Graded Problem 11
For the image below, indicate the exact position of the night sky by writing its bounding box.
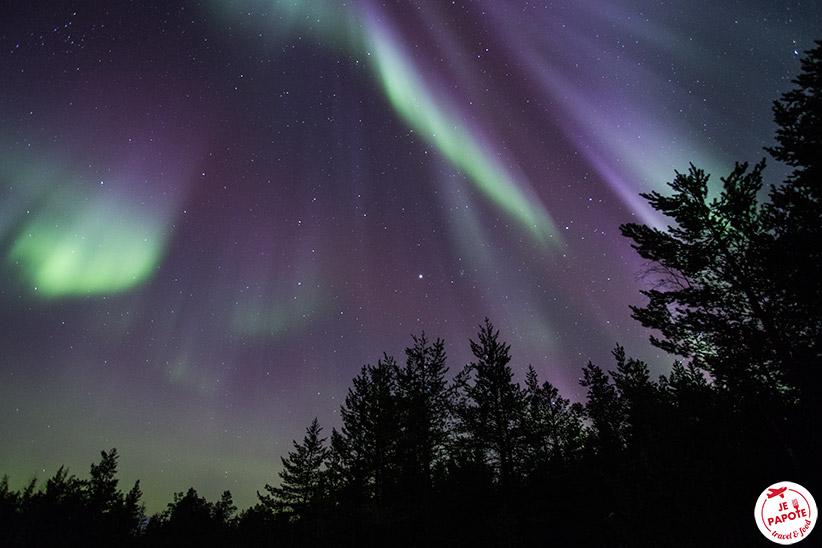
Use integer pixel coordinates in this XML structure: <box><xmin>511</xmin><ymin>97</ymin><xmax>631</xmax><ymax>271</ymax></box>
<box><xmin>1</xmin><ymin>0</ymin><xmax>819</xmax><ymax>512</ymax></box>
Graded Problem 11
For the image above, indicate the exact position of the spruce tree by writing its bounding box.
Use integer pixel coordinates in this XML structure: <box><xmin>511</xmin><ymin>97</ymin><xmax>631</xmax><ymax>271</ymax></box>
<box><xmin>522</xmin><ymin>365</ymin><xmax>585</xmax><ymax>473</ymax></box>
<box><xmin>396</xmin><ymin>333</ymin><xmax>451</xmax><ymax>490</ymax></box>
<box><xmin>456</xmin><ymin>319</ymin><xmax>525</xmax><ymax>488</ymax></box>
<box><xmin>580</xmin><ymin>361</ymin><xmax>626</xmax><ymax>454</ymax></box>
<box><xmin>764</xmin><ymin>40</ymin><xmax>822</xmax><ymax>405</ymax></box>
<box><xmin>608</xmin><ymin>345</ymin><xmax>659</xmax><ymax>446</ymax></box>
<box><xmin>338</xmin><ymin>355</ymin><xmax>400</xmax><ymax>502</ymax></box>
<box><xmin>259</xmin><ymin>417</ymin><xmax>330</xmax><ymax>520</ymax></box>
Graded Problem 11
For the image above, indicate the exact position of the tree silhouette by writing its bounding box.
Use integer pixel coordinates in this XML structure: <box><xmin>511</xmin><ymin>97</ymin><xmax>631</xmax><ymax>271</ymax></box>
<box><xmin>338</xmin><ymin>355</ymin><xmax>400</xmax><ymax>503</ymax></box>
<box><xmin>38</xmin><ymin>466</ymin><xmax>86</xmax><ymax>546</ymax></box>
<box><xmin>396</xmin><ymin>333</ymin><xmax>451</xmax><ymax>494</ymax></box>
<box><xmin>86</xmin><ymin>448</ymin><xmax>144</xmax><ymax>544</ymax></box>
<box><xmin>619</xmin><ymin>42</ymin><xmax>822</xmax><ymax>412</ymax></box>
<box><xmin>763</xmin><ymin>40</ymin><xmax>822</xmax><ymax>410</ymax></box>
<box><xmin>767</xmin><ymin>40</ymin><xmax>822</xmax><ymax>193</ymax></box>
<box><xmin>455</xmin><ymin>319</ymin><xmax>525</xmax><ymax>488</ymax></box>
<box><xmin>393</xmin><ymin>333</ymin><xmax>453</xmax><ymax>544</ymax></box>
<box><xmin>521</xmin><ymin>365</ymin><xmax>585</xmax><ymax>475</ymax></box>
<box><xmin>88</xmin><ymin>448</ymin><xmax>120</xmax><ymax>510</ymax></box>
<box><xmin>0</xmin><ymin>449</ymin><xmax>145</xmax><ymax>548</ymax></box>
<box><xmin>608</xmin><ymin>345</ymin><xmax>660</xmax><ymax>447</ymax></box>
<box><xmin>259</xmin><ymin>417</ymin><xmax>330</xmax><ymax>520</ymax></box>
<box><xmin>619</xmin><ymin>161</ymin><xmax>788</xmax><ymax>401</ymax></box>
<box><xmin>580</xmin><ymin>360</ymin><xmax>626</xmax><ymax>455</ymax></box>
<box><xmin>145</xmin><ymin>487</ymin><xmax>236</xmax><ymax>548</ymax></box>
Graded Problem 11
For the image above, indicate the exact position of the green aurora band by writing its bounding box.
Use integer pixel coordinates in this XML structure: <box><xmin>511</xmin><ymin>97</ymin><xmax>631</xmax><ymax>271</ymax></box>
<box><xmin>2</xmin><ymin>151</ymin><xmax>173</xmax><ymax>298</ymax></box>
<box><xmin>366</xmin><ymin>16</ymin><xmax>561</xmax><ymax>244</ymax></box>
<box><xmin>8</xmin><ymin>191</ymin><xmax>169</xmax><ymax>298</ymax></box>
<box><xmin>209</xmin><ymin>0</ymin><xmax>562</xmax><ymax>246</ymax></box>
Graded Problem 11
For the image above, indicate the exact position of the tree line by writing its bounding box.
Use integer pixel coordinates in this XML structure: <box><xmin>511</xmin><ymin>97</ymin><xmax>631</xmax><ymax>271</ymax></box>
<box><xmin>1</xmin><ymin>40</ymin><xmax>820</xmax><ymax>548</ymax></box>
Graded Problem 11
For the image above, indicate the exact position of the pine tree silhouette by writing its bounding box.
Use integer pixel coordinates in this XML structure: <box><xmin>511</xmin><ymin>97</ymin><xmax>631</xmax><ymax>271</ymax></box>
<box><xmin>259</xmin><ymin>417</ymin><xmax>330</xmax><ymax>520</ymax></box>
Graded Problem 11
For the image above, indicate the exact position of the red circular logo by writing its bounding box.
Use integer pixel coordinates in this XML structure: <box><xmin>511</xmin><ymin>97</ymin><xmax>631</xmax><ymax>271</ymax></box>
<box><xmin>755</xmin><ymin>481</ymin><xmax>817</xmax><ymax>544</ymax></box>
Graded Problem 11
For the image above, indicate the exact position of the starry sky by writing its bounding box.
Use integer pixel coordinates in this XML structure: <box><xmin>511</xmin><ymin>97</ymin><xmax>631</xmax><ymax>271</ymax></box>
<box><xmin>1</xmin><ymin>0</ymin><xmax>819</xmax><ymax>512</ymax></box>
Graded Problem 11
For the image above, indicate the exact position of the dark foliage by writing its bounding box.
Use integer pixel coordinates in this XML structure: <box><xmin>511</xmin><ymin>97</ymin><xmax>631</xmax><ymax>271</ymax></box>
<box><xmin>0</xmin><ymin>449</ymin><xmax>143</xmax><ymax>548</ymax></box>
<box><xmin>259</xmin><ymin>417</ymin><xmax>330</xmax><ymax>520</ymax></box>
<box><xmin>455</xmin><ymin>318</ymin><xmax>526</xmax><ymax>490</ymax></box>
<box><xmin>143</xmin><ymin>487</ymin><xmax>237</xmax><ymax>548</ymax></box>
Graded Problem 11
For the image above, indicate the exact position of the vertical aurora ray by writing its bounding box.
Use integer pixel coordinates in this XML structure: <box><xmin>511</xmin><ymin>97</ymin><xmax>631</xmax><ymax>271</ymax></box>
<box><xmin>213</xmin><ymin>0</ymin><xmax>766</xmax><ymax>245</ymax></box>
<box><xmin>207</xmin><ymin>0</ymin><xmax>563</xmax><ymax>246</ymax></box>
<box><xmin>362</xmin><ymin>10</ymin><xmax>562</xmax><ymax>246</ymax></box>
<box><xmin>474</xmin><ymin>0</ymin><xmax>798</xmax><ymax>225</ymax></box>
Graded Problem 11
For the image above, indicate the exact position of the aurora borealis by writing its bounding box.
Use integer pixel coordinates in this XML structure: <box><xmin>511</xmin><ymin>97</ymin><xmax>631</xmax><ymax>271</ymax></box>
<box><xmin>1</xmin><ymin>1</ymin><xmax>819</xmax><ymax>512</ymax></box>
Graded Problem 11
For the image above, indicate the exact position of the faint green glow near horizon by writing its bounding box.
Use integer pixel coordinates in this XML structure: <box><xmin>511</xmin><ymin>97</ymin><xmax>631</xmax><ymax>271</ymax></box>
<box><xmin>8</xmin><ymin>193</ymin><xmax>168</xmax><ymax>298</ymax></box>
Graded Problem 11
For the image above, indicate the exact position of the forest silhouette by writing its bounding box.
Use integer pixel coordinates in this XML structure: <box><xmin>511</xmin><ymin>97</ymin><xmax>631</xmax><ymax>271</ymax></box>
<box><xmin>2</xmin><ymin>41</ymin><xmax>820</xmax><ymax>548</ymax></box>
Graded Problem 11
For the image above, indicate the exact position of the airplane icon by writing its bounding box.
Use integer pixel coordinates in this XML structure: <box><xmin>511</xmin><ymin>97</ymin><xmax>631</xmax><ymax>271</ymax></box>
<box><xmin>767</xmin><ymin>487</ymin><xmax>787</xmax><ymax>499</ymax></box>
